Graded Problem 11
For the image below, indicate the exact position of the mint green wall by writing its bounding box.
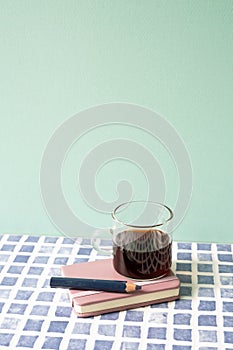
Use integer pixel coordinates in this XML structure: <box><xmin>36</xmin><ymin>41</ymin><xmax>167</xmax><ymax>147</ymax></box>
<box><xmin>1</xmin><ymin>1</ymin><xmax>232</xmax><ymax>243</ymax></box>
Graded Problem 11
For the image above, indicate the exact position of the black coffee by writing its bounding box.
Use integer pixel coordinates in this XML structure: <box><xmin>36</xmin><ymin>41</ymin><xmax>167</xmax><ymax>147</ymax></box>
<box><xmin>113</xmin><ymin>229</ymin><xmax>172</xmax><ymax>279</ymax></box>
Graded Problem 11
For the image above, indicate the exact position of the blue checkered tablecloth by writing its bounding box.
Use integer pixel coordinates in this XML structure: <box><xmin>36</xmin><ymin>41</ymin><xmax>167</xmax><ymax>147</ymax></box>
<box><xmin>0</xmin><ymin>234</ymin><xmax>233</xmax><ymax>350</ymax></box>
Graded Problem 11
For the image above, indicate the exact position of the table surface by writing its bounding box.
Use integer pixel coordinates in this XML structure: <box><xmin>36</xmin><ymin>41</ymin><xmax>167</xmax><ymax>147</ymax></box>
<box><xmin>0</xmin><ymin>234</ymin><xmax>233</xmax><ymax>350</ymax></box>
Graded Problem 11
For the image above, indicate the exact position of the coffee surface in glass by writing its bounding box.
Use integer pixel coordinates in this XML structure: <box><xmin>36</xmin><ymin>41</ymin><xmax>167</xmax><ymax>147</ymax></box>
<box><xmin>113</xmin><ymin>229</ymin><xmax>172</xmax><ymax>280</ymax></box>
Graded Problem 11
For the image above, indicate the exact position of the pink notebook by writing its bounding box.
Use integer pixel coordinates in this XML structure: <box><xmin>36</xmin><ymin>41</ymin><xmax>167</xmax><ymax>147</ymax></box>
<box><xmin>61</xmin><ymin>258</ymin><xmax>180</xmax><ymax>317</ymax></box>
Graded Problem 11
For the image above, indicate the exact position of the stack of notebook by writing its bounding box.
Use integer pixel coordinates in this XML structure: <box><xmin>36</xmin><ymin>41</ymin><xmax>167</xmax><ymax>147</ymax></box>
<box><xmin>60</xmin><ymin>258</ymin><xmax>180</xmax><ymax>317</ymax></box>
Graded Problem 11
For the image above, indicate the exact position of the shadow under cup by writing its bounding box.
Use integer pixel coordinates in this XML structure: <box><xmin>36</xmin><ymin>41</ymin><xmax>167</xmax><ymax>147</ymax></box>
<box><xmin>112</xmin><ymin>201</ymin><xmax>173</xmax><ymax>280</ymax></box>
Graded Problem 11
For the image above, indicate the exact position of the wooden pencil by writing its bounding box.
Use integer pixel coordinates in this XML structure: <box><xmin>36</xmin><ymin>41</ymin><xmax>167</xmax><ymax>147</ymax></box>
<box><xmin>50</xmin><ymin>276</ymin><xmax>141</xmax><ymax>293</ymax></box>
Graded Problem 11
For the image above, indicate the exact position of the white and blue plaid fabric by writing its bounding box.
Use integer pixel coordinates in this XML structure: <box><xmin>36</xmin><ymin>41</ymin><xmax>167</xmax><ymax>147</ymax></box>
<box><xmin>0</xmin><ymin>234</ymin><xmax>233</xmax><ymax>350</ymax></box>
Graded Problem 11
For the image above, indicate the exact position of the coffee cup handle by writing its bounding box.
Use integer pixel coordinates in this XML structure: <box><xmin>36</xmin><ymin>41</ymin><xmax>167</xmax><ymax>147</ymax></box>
<box><xmin>91</xmin><ymin>229</ymin><xmax>113</xmax><ymax>256</ymax></box>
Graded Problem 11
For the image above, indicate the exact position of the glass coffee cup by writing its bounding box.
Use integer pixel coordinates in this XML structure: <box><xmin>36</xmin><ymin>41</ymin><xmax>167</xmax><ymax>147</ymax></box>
<box><xmin>92</xmin><ymin>200</ymin><xmax>173</xmax><ymax>280</ymax></box>
<box><xmin>111</xmin><ymin>201</ymin><xmax>173</xmax><ymax>280</ymax></box>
